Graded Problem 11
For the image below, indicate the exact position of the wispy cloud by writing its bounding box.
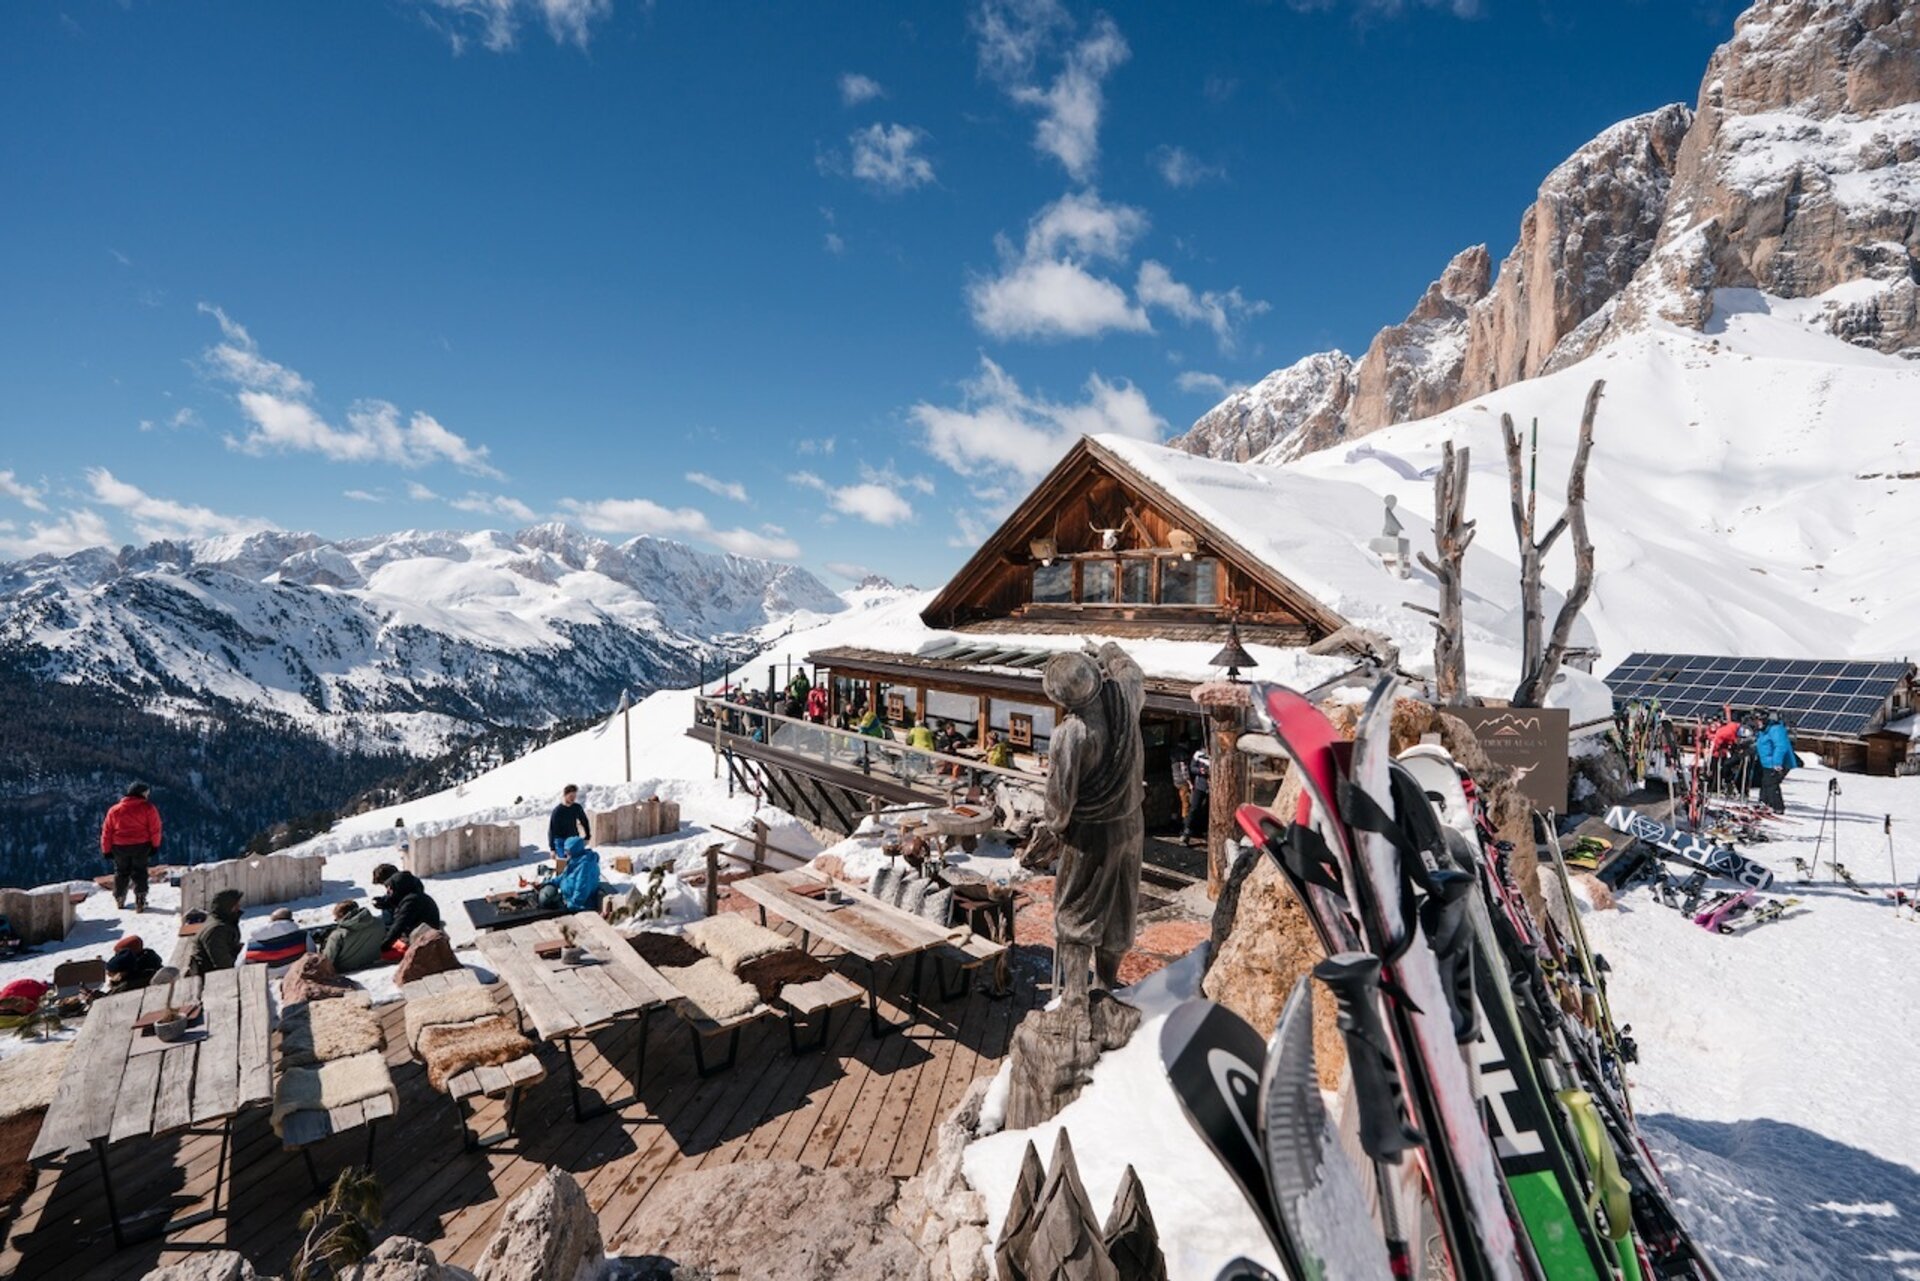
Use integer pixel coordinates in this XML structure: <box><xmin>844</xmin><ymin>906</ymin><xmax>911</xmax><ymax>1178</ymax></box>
<box><xmin>792</xmin><ymin>464</ymin><xmax>933</xmax><ymax>527</ymax></box>
<box><xmin>796</xmin><ymin>436</ymin><xmax>837</xmax><ymax>456</ymax></box>
<box><xmin>1135</xmin><ymin>261</ymin><xmax>1268</xmax><ymax>352</ymax></box>
<box><xmin>0</xmin><ymin>509</ymin><xmax>115</xmax><ymax>561</ymax></box>
<box><xmin>911</xmin><ymin>356</ymin><xmax>1163</xmax><ymax>483</ymax></box>
<box><xmin>420</xmin><ymin>0</ymin><xmax>614</xmax><ymax>54</ymax></box>
<box><xmin>823</xmin><ymin>560</ymin><xmax>874</xmax><ymax>581</ymax></box>
<box><xmin>846</xmin><ymin>123</ymin><xmax>936</xmax><ymax>193</ymax></box>
<box><xmin>86</xmin><ymin>468</ymin><xmax>270</xmax><ymax>542</ymax></box>
<box><xmin>687</xmin><ymin>471</ymin><xmax>749</xmax><ymax>503</ymax></box>
<box><xmin>448</xmin><ymin>491</ymin><xmax>538</xmax><ymax>522</ymax></box>
<box><xmin>1174</xmin><ymin>370</ymin><xmax>1246</xmax><ymax>398</ymax></box>
<box><xmin>967</xmin><ymin>190</ymin><xmax>1152</xmax><ymax>340</ymax></box>
<box><xmin>343</xmin><ymin>489</ymin><xmax>384</xmax><ymax>503</ymax></box>
<box><xmin>558</xmin><ymin>496</ymin><xmax>801</xmax><ymax>560</ymax></box>
<box><xmin>973</xmin><ymin>0</ymin><xmax>1128</xmax><ymax>181</ymax></box>
<box><xmin>1151</xmin><ymin>145</ymin><xmax>1226</xmax><ymax>188</ymax></box>
<box><xmin>839</xmin><ymin>72</ymin><xmax>885</xmax><ymax>106</ymax></box>
<box><xmin>0</xmin><ymin>470</ymin><xmax>49</xmax><ymax>512</ymax></box>
<box><xmin>200</xmin><ymin>303</ymin><xmax>500</xmax><ymax>478</ymax></box>
<box><xmin>1286</xmin><ymin>0</ymin><xmax>1483</xmax><ymax>18</ymax></box>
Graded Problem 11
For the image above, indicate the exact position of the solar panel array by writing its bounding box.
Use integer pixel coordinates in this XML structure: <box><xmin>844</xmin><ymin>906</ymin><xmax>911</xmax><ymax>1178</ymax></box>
<box><xmin>1603</xmin><ymin>653</ymin><xmax>1911</xmax><ymax>737</ymax></box>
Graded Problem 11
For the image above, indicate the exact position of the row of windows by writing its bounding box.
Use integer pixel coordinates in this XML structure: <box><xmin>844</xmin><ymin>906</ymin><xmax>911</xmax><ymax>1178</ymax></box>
<box><xmin>1032</xmin><ymin>555</ymin><xmax>1220</xmax><ymax>607</ymax></box>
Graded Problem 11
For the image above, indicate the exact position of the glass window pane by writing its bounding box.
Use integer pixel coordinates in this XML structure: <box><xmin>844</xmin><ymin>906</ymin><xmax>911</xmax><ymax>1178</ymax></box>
<box><xmin>1121</xmin><ymin>559</ymin><xmax>1152</xmax><ymax>603</ymax></box>
<box><xmin>1033</xmin><ymin>562</ymin><xmax>1072</xmax><ymax>603</ymax></box>
<box><xmin>1082</xmin><ymin>560</ymin><xmax>1116</xmax><ymax>603</ymax></box>
<box><xmin>1160</xmin><ymin>557</ymin><xmax>1219</xmax><ymax>606</ymax></box>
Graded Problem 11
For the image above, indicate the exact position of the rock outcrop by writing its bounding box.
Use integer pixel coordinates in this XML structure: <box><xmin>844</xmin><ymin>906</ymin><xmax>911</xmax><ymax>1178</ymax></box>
<box><xmin>1174</xmin><ymin>0</ymin><xmax>1919</xmax><ymax>464</ymax></box>
<box><xmin>1173</xmin><ymin>351</ymin><xmax>1354</xmax><ymax>464</ymax></box>
<box><xmin>472</xmin><ymin>1168</ymin><xmax>602</xmax><ymax>1281</ymax></box>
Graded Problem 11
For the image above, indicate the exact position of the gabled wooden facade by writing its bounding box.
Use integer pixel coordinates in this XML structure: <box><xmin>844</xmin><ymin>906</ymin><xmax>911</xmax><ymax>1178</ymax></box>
<box><xmin>921</xmin><ymin>436</ymin><xmax>1350</xmax><ymax>644</ymax></box>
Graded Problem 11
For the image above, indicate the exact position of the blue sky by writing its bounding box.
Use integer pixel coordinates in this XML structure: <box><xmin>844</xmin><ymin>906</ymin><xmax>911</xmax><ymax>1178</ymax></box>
<box><xmin>0</xmin><ymin>0</ymin><xmax>1737</xmax><ymax>586</ymax></box>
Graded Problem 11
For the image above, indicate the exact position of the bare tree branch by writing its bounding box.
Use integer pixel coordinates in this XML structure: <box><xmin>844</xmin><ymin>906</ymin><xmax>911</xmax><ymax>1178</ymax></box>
<box><xmin>1512</xmin><ymin>378</ymin><xmax>1604</xmax><ymax>706</ymax></box>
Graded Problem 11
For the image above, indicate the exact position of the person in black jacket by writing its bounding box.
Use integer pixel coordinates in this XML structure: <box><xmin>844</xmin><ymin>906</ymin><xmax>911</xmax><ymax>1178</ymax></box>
<box><xmin>370</xmin><ymin>862</ymin><xmax>443</xmax><ymax>949</ymax></box>
<box><xmin>548</xmin><ymin>784</ymin><xmax>592</xmax><ymax>856</ymax></box>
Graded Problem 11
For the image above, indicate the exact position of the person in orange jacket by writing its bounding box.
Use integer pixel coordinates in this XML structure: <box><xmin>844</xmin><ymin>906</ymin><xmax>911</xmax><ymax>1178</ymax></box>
<box><xmin>100</xmin><ymin>781</ymin><xmax>162</xmax><ymax>912</ymax></box>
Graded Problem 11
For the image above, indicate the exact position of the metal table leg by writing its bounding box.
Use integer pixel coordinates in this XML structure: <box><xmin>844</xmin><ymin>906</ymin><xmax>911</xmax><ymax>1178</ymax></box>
<box><xmin>89</xmin><ymin>1115</ymin><xmax>236</xmax><ymax>1248</ymax></box>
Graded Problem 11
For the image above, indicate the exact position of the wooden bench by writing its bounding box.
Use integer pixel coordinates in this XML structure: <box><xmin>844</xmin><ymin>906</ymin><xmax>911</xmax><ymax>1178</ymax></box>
<box><xmin>404</xmin><ymin>970</ymin><xmax>546</xmax><ymax>1151</ymax></box>
<box><xmin>279</xmin><ymin>1090</ymin><xmax>394</xmax><ymax>1184</ymax></box>
<box><xmin>925</xmin><ymin>933</ymin><xmax>1010</xmax><ymax>1001</ymax></box>
<box><xmin>772</xmin><ymin>972</ymin><xmax>865</xmax><ymax>1055</ymax></box>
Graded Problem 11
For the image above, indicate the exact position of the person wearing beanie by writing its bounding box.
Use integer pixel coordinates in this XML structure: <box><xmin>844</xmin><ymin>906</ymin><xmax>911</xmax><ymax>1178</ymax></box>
<box><xmin>99</xmin><ymin>781</ymin><xmax>162</xmax><ymax>913</ymax></box>
<box><xmin>243</xmin><ymin>906</ymin><xmax>310</xmax><ymax>972</ymax></box>
<box><xmin>370</xmin><ymin>862</ymin><xmax>443</xmax><ymax>949</ymax></box>
<box><xmin>106</xmin><ymin>934</ymin><xmax>163</xmax><ymax>992</ymax></box>
<box><xmin>187</xmin><ymin>888</ymin><xmax>244</xmax><ymax>977</ymax></box>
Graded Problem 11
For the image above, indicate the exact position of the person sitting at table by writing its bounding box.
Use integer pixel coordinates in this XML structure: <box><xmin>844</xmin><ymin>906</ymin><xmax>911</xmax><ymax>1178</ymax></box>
<box><xmin>321</xmin><ymin>899</ymin><xmax>388</xmax><ymax>974</ymax></box>
<box><xmin>544</xmin><ymin>837</ymin><xmax>607</xmax><ymax>912</ymax></box>
<box><xmin>243</xmin><ymin>907</ymin><xmax>309</xmax><ymax>972</ymax></box>
<box><xmin>371</xmin><ymin>862</ymin><xmax>443</xmax><ymax>948</ymax></box>
<box><xmin>858</xmin><ymin>707</ymin><xmax>889</xmax><ymax>738</ymax></box>
<box><xmin>106</xmin><ymin>934</ymin><xmax>164</xmax><ymax>993</ymax></box>
<box><xmin>187</xmin><ymin>889</ymin><xmax>245</xmax><ymax>977</ymax></box>
<box><xmin>984</xmin><ymin>731</ymin><xmax>1014</xmax><ymax>770</ymax></box>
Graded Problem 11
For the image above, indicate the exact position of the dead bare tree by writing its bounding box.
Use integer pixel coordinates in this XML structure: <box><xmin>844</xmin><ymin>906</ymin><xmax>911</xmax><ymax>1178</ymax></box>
<box><xmin>1506</xmin><ymin>378</ymin><xmax>1603</xmax><ymax>707</ymax></box>
<box><xmin>1415</xmin><ymin>441</ymin><xmax>1475</xmax><ymax>706</ymax></box>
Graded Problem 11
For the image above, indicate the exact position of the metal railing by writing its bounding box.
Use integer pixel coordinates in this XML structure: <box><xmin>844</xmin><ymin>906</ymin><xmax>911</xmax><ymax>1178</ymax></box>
<box><xmin>692</xmin><ymin>694</ymin><xmax>1046</xmax><ymax>802</ymax></box>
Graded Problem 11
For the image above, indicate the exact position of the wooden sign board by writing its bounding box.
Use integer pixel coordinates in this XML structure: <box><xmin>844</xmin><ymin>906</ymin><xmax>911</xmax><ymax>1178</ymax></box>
<box><xmin>1454</xmin><ymin>707</ymin><xmax>1571</xmax><ymax>813</ymax></box>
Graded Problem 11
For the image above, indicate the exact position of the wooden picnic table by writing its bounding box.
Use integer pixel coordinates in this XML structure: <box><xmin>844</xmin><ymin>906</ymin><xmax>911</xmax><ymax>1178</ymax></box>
<box><xmin>732</xmin><ymin>868</ymin><xmax>1005</xmax><ymax>1034</ymax></box>
<box><xmin>30</xmin><ymin>963</ymin><xmax>272</xmax><ymax>1247</ymax></box>
<box><xmin>475</xmin><ymin>912</ymin><xmax>680</xmax><ymax>1119</ymax></box>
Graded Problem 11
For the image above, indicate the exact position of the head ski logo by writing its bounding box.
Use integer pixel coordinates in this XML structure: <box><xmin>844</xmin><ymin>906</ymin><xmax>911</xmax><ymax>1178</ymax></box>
<box><xmin>1209</xmin><ymin>1047</ymin><xmax>1262</xmax><ymax>1156</ymax></box>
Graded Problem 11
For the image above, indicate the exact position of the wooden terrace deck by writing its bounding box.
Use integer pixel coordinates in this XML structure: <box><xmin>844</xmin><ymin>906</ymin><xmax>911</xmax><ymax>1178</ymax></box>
<box><xmin>1</xmin><ymin>919</ymin><xmax>1035</xmax><ymax>1280</ymax></box>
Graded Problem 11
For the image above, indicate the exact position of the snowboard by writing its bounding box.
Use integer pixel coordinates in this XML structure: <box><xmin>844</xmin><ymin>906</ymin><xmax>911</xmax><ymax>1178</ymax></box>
<box><xmin>1602</xmin><ymin>806</ymin><xmax>1775</xmax><ymax>890</ymax></box>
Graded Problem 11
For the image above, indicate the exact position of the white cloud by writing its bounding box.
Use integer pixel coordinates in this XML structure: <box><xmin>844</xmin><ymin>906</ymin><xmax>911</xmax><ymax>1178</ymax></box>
<box><xmin>790</xmin><ymin>465</ymin><xmax>931</xmax><ymax>527</ymax></box>
<box><xmin>848</xmin><ymin>123</ymin><xmax>935</xmax><ymax>193</ymax></box>
<box><xmin>967</xmin><ymin>191</ymin><xmax>1153</xmax><ymax>340</ymax></box>
<box><xmin>948</xmin><ymin>509</ymin><xmax>995</xmax><ymax>549</ymax></box>
<box><xmin>0</xmin><ymin>509</ymin><xmax>115</xmax><ymax>560</ymax></box>
<box><xmin>687</xmin><ymin>471</ymin><xmax>749</xmax><ymax>503</ymax></box>
<box><xmin>406</xmin><ymin>481</ymin><xmax>440</xmax><ymax>502</ymax></box>
<box><xmin>1175</xmin><ymin>370</ymin><xmax>1246</xmax><ymax>397</ymax></box>
<box><xmin>910</xmin><ymin>356</ymin><xmax>1164</xmax><ymax>483</ymax></box>
<box><xmin>1151</xmin><ymin>145</ymin><xmax>1226</xmax><ymax>188</ymax></box>
<box><xmin>201</xmin><ymin>305</ymin><xmax>499</xmax><ymax>478</ymax></box>
<box><xmin>343</xmin><ymin>489</ymin><xmax>384</xmax><ymax>503</ymax></box>
<box><xmin>448</xmin><ymin>491</ymin><xmax>538</xmax><ymax>522</ymax></box>
<box><xmin>558</xmin><ymin>497</ymin><xmax>801</xmax><ymax>561</ymax></box>
<box><xmin>823</xmin><ymin>561</ymin><xmax>874</xmax><ymax>581</ymax></box>
<box><xmin>824</xmin><ymin>231</ymin><xmax>847</xmax><ymax>255</ymax></box>
<box><xmin>1135</xmin><ymin>260</ymin><xmax>1269</xmax><ymax>351</ymax></box>
<box><xmin>974</xmin><ymin>1</ymin><xmax>1128</xmax><ymax>181</ymax></box>
<box><xmin>85</xmin><ymin>468</ymin><xmax>269</xmax><ymax>542</ymax></box>
<box><xmin>839</xmin><ymin>73</ymin><xmax>885</xmax><ymax>105</ymax></box>
<box><xmin>796</xmin><ymin>437</ymin><xmax>837</xmax><ymax>455</ymax></box>
<box><xmin>0</xmin><ymin>470</ymin><xmax>48</xmax><ymax>512</ymax></box>
<box><xmin>1288</xmin><ymin>0</ymin><xmax>1481</xmax><ymax>16</ymax></box>
<box><xmin>421</xmin><ymin>0</ymin><xmax>613</xmax><ymax>53</ymax></box>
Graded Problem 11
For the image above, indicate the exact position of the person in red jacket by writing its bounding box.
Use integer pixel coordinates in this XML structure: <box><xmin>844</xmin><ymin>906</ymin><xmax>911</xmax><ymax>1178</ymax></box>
<box><xmin>100</xmin><ymin>782</ymin><xmax>162</xmax><ymax>912</ymax></box>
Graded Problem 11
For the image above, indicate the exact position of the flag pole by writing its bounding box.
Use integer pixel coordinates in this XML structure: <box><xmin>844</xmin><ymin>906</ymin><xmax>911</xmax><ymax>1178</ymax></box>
<box><xmin>624</xmin><ymin>698</ymin><xmax>633</xmax><ymax>784</ymax></box>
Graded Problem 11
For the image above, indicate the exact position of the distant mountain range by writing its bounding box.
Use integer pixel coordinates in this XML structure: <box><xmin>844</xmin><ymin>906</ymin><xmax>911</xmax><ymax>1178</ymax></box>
<box><xmin>0</xmin><ymin>525</ymin><xmax>844</xmax><ymax>880</ymax></box>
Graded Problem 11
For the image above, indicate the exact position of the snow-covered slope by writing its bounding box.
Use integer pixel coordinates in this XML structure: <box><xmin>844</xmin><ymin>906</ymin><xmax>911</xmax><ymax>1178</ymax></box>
<box><xmin>1278</xmin><ymin>290</ymin><xmax>1920</xmax><ymax>664</ymax></box>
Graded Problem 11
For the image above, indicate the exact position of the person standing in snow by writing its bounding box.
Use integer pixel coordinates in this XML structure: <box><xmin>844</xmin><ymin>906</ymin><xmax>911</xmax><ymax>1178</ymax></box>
<box><xmin>548</xmin><ymin>784</ymin><xmax>592</xmax><ymax>857</ymax></box>
<box><xmin>1708</xmin><ymin>715</ymin><xmax>1742</xmax><ymax>794</ymax></box>
<box><xmin>100</xmin><ymin>781</ymin><xmax>162</xmax><ymax>912</ymax></box>
<box><xmin>1754</xmin><ymin>713</ymin><xmax>1799</xmax><ymax>813</ymax></box>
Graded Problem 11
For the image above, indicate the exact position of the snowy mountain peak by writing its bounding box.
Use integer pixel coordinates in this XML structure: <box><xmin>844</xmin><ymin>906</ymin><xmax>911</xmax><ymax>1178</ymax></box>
<box><xmin>1170</xmin><ymin>350</ymin><xmax>1355</xmax><ymax>464</ymax></box>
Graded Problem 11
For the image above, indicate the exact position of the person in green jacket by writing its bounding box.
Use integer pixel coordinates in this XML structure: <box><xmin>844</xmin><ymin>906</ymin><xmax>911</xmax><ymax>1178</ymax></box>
<box><xmin>187</xmin><ymin>889</ymin><xmax>245</xmax><ymax>977</ymax></box>
<box><xmin>321</xmin><ymin>900</ymin><xmax>387</xmax><ymax>973</ymax></box>
<box><xmin>906</xmin><ymin>719</ymin><xmax>937</xmax><ymax>752</ymax></box>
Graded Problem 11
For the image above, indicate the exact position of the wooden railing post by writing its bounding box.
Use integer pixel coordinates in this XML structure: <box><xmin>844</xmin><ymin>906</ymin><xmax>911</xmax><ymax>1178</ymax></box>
<box><xmin>705</xmin><ymin>843</ymin><xmax>721</xmax><ymax>917</ymax></box>
<box><xmin>1194</xmin><ymin>681</ymin><xmax>1253</xmax><ymax>900</ymax></box>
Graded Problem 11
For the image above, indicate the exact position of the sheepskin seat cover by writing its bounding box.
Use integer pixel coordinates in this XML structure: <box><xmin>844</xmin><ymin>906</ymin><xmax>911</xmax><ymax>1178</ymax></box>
<box><xmin>0</xmin><ymin>1042</ymin><xmax>72</xmax><ymax>1121</ymax></box>
<box><xmin>684</xmin><ymin>914</ymin><xmax>796</xmax><ymax>972</ymax></box>
<box><xmin>630</xmin><ymin>931</ymin><xmax>704</xmax><ymax>969</ymax></box>
<box><xmin>403</xmin><ymin>983</ymin><xmax>499</xmax><ymax>1053</ymax></box>
<box><xmin>271</xmin><ymin>1050</ymin><xmax>396</xmax><ymax>1133</ymax></box>
<box><xmin>417</xmin><ymin>1015</ymin><xmax>535</xmax><ymax>1093</ymax></box>
<box><xmin>662</xmin><ymin>957</ymin><xmax>760</xmax><ymax>1022</ymax></box>
<box><xmin>280</xmin><ymin>992</ymin><xmax>383</xmax><ymax>1067</ymax></box>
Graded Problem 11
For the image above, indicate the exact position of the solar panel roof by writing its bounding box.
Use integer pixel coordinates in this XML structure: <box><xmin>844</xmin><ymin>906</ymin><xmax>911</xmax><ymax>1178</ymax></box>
<box><xmin>1602</xmin><ymin>653</ymin><xmax>1913</xmax><ymax>737</ymax></box>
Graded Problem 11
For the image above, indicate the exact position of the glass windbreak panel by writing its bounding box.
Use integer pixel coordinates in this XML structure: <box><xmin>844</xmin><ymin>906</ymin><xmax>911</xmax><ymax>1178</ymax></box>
<box><xmin>1120</xmin><ymin>558</ymin><xmax>1152</xmax><ymax>604</ymax></box>
<box><xmin>1081</xmin><ymin>560</ymin><xmax>1117</xmax><ymax>603</ymax></box>
<box><xmin>1159</xmin><ymin>556</ymin><xmax>1219</xmax><ymax>605</ymax></box>
<box><xmin>1033</xmin><ymin>561</ymin><xmax>1072</xmax><ymax>603</ymax></box>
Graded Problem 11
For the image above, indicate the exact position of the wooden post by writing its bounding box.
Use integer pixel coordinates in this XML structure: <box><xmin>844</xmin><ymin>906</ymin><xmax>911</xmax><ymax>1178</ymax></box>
<box><xmin>1417</xmin><ymin>441</ymin><xmax>1475</xmax><ymax>706</ymax></box>
<box><xmin>1193</xmin><ymin>681</ymin><xmax>1253</xmax><ymax>900</ymax></box>
<box><xmin>751</xmin><ymin>817</ymin><xmax>770</xmax><ymax>868</ymax></box>
<box><xmin>704</xmin><ymin>844</ymin><xmax>721</xmax><ymax>917</ymax></box>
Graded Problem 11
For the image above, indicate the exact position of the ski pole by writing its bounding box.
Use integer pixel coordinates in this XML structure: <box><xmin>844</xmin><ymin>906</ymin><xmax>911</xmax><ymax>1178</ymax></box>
<box><xmin>1888</xmin><ymin>814</ymin><xmax>1896</xmax><ymax>887</ymax></box>
<box><xmin>1314</xmin><ymin>954</ymin><xmax>1419</xmax><ymax>1276</ymax></box>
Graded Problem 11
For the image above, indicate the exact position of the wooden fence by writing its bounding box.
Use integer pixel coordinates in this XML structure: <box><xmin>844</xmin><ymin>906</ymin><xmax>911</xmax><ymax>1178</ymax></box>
<box><xmin>587</xmin><ymin>797</ymin><xmax>682</xmax><ymax>844</ymax></box>
<box><xmin>0</xmin><ymin>887</ymin><xmax>75</xmax><ymax>945</ymax></box>
<box><xmin>177</xmin><ymin>852</ymin><xmax>327</xmax><ymax>916</ymax></box>
<box><xmin>405</xmin><ymin>822</ymin><xmax>524</xmax><ymax>878</ymax></box>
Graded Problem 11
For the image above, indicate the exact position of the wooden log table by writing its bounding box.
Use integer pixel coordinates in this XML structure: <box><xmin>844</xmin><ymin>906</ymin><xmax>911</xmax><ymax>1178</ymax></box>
<box><xmin>29</xmin><ymin>963</ymin><xmax>272</xmax><ymax>1248</ymax></box>
<box><xmin>475</xmin><ymin>912</ymin><xmax>680</xmax><ymax>1120</ymax></box>
<box><xmin>732</xmin><ymin>868</ymin><xmax>1006</xmax><ymax>1035</ymax></box>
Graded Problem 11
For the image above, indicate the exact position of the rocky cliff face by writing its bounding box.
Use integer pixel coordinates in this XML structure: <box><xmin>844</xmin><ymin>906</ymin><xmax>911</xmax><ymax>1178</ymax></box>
<box><xmin>1171</xmin><ymin>0</ymin><xmax>1918</xmax><ymax>462</ymax></box>
<box><xmin>1175</xmin><ymin>350</ymin><xmax>1354</xmax><ymax>463</ymax></box>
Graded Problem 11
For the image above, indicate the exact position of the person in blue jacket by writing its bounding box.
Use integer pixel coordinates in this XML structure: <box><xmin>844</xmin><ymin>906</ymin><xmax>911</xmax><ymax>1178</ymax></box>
<box><xmin>1753</xmin><ymin>712</ymin><xmax>1800</xmax><ymax>813</ymax></box>
<box><xmin>551</xmin><ymin>837</ymin><xmax>605</xmax><ymax>911</ymax></box>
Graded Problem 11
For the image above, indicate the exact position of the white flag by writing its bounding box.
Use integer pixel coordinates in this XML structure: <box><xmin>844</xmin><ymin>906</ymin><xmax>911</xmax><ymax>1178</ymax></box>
<box><xmin>595</xmin><ymin>688</ymin><xmax>633</xmax><ymax>737</ymax></box>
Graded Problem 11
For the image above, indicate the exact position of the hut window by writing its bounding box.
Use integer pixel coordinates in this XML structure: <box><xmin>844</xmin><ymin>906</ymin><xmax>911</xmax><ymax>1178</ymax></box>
<box><xmin>1159</xmin><ymin>556</ymin><xmax>1219</xmax><ymax>606</ymax></box>
<box><xmin>1081</xmin><ymin>560</ymin><xmax>1117</xmax><ymax>604</ymax></box>
<box><xmin>1033</xmin><ymin>561</ymin><xmax>1073</xmax><ymax>603</ymax></box>
<box><xmin>1120</xmin><ymin>558</ymin><xmax>1152</xmax><ymax>604</ymax></box>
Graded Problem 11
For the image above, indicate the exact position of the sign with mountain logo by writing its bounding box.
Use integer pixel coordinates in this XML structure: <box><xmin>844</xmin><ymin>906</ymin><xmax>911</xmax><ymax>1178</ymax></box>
<box><xmin>1454</xmin><ymin>708</ymin><xmax>1570</xmax><ymax>811</ymax></box>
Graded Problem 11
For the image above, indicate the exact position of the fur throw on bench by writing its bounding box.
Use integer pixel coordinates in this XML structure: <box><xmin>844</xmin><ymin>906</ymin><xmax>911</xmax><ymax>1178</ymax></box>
<box><xmin>417</xmin><ymin>1015</ymin><xmax>534</xmax><ymax>1093</ymax></box>
<box><xmin>271</xmin><ymin>1050</ymin><xmax>396</xmax><ymax>1134</ymax></box>
<box><xmin>735</xmin><ymin>949</ymin><xmax>831</xmax><ymax>1005</ymax></box>
<box><xmin>630</xmin><ymin>930</ymin><xmax>704</xmax><ymax>969</ymax></box>
<box><xmin>0</xmin><ymin>1042</ymin><xmax>72</xmax><ymax>1121</ymax></box>
<box><xmin>281</xmin><ymin>992</ymin><xmax>383</xmax><ymax>1068</ymax></box>
<box><xmin>684</xmin><ymin>914</ymin><xmax>796</xmax><ymax>972</ymax></box>
<box><xmin>403</xmin><ymin>983</ymin><xmax>499</xmax><ymax>1053</ymax></box>
<box><xmin>662</xmin><ymin>957</ymin><xmax>761</xmax><ymax>1023</ymax></box>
